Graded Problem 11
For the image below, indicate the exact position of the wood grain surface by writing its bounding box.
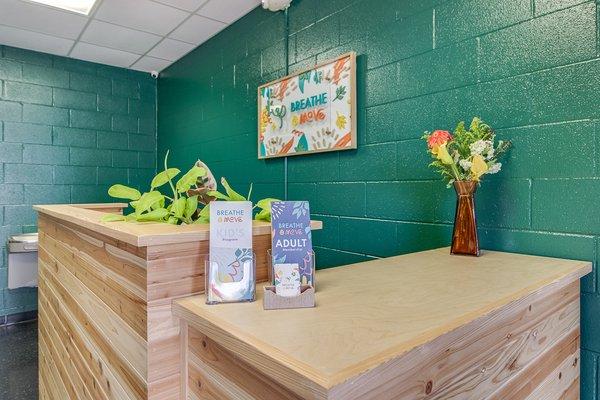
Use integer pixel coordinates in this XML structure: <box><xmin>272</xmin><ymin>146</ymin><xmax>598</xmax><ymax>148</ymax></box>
<box><xmin>36</xmin><ymin>204</ymin><xmax>312</xmax><ymax>400</ymax></box>
<box><xmin>175</xmin><ymin>248</ymin><xmax>591</xmax><ymax>399</ymax></box>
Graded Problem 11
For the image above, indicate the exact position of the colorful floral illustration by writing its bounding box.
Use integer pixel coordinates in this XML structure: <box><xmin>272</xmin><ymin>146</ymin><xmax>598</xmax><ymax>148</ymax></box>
<box><xmin>258</xmin><ymin>53</ymin><xmax>355</xmax><ymax>158</ymax></box>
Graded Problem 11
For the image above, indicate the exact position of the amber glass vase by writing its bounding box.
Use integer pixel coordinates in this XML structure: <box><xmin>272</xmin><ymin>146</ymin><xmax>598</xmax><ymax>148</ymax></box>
<box><xmin>451</xmin><ymin>181</ymin><xmax>480</xmax><ymax>256</ymax></box>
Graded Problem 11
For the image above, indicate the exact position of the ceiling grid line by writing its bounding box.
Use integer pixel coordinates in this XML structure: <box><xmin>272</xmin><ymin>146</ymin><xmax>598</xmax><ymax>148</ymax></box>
<box><xmin>0</xmin><ymin>0</ymin><xmax>262</xmax><ymax>72</ymax></box>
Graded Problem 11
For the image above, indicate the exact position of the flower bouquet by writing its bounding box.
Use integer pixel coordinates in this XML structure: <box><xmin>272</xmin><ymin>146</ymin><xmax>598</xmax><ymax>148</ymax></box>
<box><xmin>422</xmin><ymin>117</ymin><xmax>510</xmax><ymax>256</ymax></box>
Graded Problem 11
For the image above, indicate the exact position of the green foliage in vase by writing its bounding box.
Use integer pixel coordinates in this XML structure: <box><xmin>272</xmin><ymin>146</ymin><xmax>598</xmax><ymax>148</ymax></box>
<box><xmin>102</xmin><ymin>151</ymin><xmax>280</xmax><ymax>224</ymax></box>
<box><xmin>422</xmin><ymin>117</ymin><xmax>511</xmax><ymax>187</ymax></box>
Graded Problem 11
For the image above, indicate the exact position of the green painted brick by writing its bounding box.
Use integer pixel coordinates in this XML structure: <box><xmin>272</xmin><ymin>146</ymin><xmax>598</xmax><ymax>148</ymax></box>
<box><xmin>70</xmin><ymin>109</ymin><xmax>111</xmax><ymax>130</ymax></box>
<box><xmin>311</xmin><ymin>214</ymin><xmax>339</xmax><ymax>249</ymax></box>
<box><xmin>52</xmin><ymin>126</ymin><xmax>97</xmax><ymax>148</ymax></box>
<box><xmin>339</xmin><ymin>217</ymin><xmax>398</xmax><ymax>257</ymax></box>
<box><xmin>127</xmin><ymin>168</ymin><xmax>155</xmax><ymax>188</ymax></box>
<box><xmin>69</xmin><ymin>148</ymin><xmax>111</xmax><ymax>167</ymax></box>
<box><xmin>532</xmin><ymin>179</ymin><xmax>600</xmax><ymax>234</ymax></box>
<box><xmin>53</xmin><ymin>56</ymin><xmax>98</xmax><ymax>75</ymax></box>
<box><xmin>314</xmin><ymin>247</ymin><xmax>372</xmax><ymax>269</ymax></box>
<box><xmin>0</xmin><ymin>100</ymin><xmax>22</xmax><ymax>122</ymax></box>
<box><xmin>0</xmin><ymin>143</ymin><xmax>23</xmax><ymax>163</ymax></box>
<box><xmin>287</xmin><ymin>183</ymin><xmax>317</xmax><ymax>204</ymax></box>
<box><xmin>98</xmin><ymin>167</ymin><xmax>128</xmax><ymax>185</ymax></box>
<box><xmin>0</xmin><ymin>184</ymin><xmax>24</xmax><ymax>205</ymax></box>
<box><xmin>4</xmin><ymin>122</ymin><xmax>52</xmax><ymax>144</ymax></box>
<box><xmin>295</xmin><ymin>16</ymin><xmax>339</xmax><ymax>59</ymax></box>
<box><xmin>70</xmin><ymin>72</ymin><xmax>111</xmax><ymax>95</ymax></box>
<box><xmin>338</xmin><ymin>0</ymin><xmax>398</xmax><ymax>45</ymax></box>
<box><xmin>498</xmin><ymin>121</ymin><xmax>595</xmax><ymax>178</ymax></box>
<box><xmin>396</xmin><ymin>140</ymin><xmax>437</xmax><ymax>180</ymax></box>
<box><xmin>98</xmin><ymin>95</ymin><xmax>128</xmax><ymax>114</ymax></box>
<box><xmin>365</xmin><ymin>63</ymin><xmax>398</xmax><ymax>107</ymax></box>
<box><xmin>54</xmin><ymin>165</ymin><xmax>97</xmax><ymax>184</ymax></box>
<box><xmin>339</xmin><ymin>143</ymin><xmax>396</xmax><ymax>181</ymax></box>
<box><xmin>112</xmin><ymin>114</ymin><xmax>139</xmax><ymax>133</ymax></box>
<box><xmin>581</xmin><ymin>350</ymin><xmax>598</xmax><ymax>400</ymax></box>
<box><xmin>113</xmin><ymin>150</ymin><xmax>139</xmax><ymax>168</ymax></box>
<box><xmin>396</xmin><ymin>222</ymin><xmax>452</xmax><ymax>254</ymax></box>
<box><xmin>314</xmin><ymin>182</ymin><xmax>365</xmax><ymax>216</ymax></box>
<box><xmin>129</xmin><ymin>134</ymin><xmax>156</xmax><ymax>152</ymax></box>
<box><xmin>112</xmin><ymin>78</ymin><xmax>140</xmax><ymax>99</ymax></box>
<box><xmin>97</xmin><ymin>131</ymin><xmax>128</xmax><ymax>150</ymax></box>
<box><xmin>367</xmin><ymin>9</ymin><xmax>432</xmax><ymax>70</ymax></box>
<box><xmin>479</xmin><ymin>3</ymin><xmax>596</xmax><ymax>81</ymax></box>
<box><xmin>4</xmin><ymin>205</ymin><xmax>35</xmax><ymax>225</ymax></box>
<box><xmin>23</xmin><ymin>144</ymin><xmax>69</xmax><ymax>165</ymax></box>
<box><xmin>366</xmin><ymin>181</ymin><xmax>436</xmax><ymax>221</ymax></box>
<box><xmin>53</xmin><ymin>88</ymin><xmax>97</xmax><ymax>110</ymax></box>
<box><xmin>3</xmin><ymin>46</ymin><xmax>52</xmax><ymax>66</ymax></box>
<box><xmin>480</xmin><ymin>59</ymin><xmax>600</xmax><ymax>128</ymax></box>
<box><xmin>22</xmin><ymin>64</ymin><xmax>69</xmax><ymax>88</ymax></box>
<box><xmin>0</xmin><ymin>59</ymin><xmax>22</xmax><ymax>80</ymax></box>
<box><xmin>5</xmin><ymin>163</ymin><xmax>53</xmax><ymax>184</ymax></box>
<box><xmin>23</xmin><ymin>184</ymin><xmax>70</xmax><ymax>204</ymax></box>
<box><xmin>138</xmin><ymin>152</ymin><xmax>156</xmax><ymax>169</ymax></box>
<box><xmin>435</xmin><ymin>0</ymin><xmax>531</xmax><ymax>45</ymax></box>
<box><xmin>3</xmin><ymin>287</ymin><xmax>38</xmax><ymax>309</ymax></box>
<box><xmin>582</xmin><ymin>293</ymin><xmax>600</xmax><ymax>353</ymax></box>
<box><xmin>534</xmin><ymin>0</ymin><xmax>589</xmax><ymax>16</ymax></box>
<box><xmin>23</xmin><ymin>104</ymin><xmax>68</xmax><ymax>126</ymax></box>
<box><xmin>3</xmin><ymin>81</ymin><xmax>52</xmax><ymax>105</ymax></box>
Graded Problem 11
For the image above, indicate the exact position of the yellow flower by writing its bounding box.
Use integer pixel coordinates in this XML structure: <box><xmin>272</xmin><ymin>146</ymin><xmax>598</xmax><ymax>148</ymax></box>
<box><xmin>471</xmin><ymin>154</ymin><xmax>488</xmax><ymax>181</ymax></box>
<box><xmin>291</xmin><ymin>115</ymin><xmax>299</xmax><ymax>128</ymax></box>
<box><xmin>336</xmin><ymin>113</ymin><xmax>347</xmax><ymax>130</ymax></box>
<box><xmin>436</xmin><ymin>143</ymin><xmax>454</xmax><ymax>165</ymax></box>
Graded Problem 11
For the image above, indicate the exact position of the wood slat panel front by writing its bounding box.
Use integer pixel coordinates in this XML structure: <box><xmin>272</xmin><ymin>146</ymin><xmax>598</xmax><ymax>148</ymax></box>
<box><xmin>38</xmin><ymin>213</ymin><xmax>273</xmax><ymax>400</ymax></box>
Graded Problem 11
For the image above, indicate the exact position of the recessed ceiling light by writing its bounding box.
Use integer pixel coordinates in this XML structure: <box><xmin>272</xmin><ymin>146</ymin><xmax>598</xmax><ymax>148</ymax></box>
<box><xmin>26</xmin><ymin>0</ymin><xmax>98</xmax><ymax>15</ymax></box>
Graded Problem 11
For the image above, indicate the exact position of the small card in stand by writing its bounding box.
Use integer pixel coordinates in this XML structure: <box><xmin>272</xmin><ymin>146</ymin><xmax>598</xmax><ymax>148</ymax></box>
<box><xmin>274</xmin><ymin>263</ymin><xmax>301</xmax><ymax>297</ymax></box>
<box><xmin>206</xmin><ymin>201</ymin><xmax>255</xmax><ymax>304</ymax></box>
<box><xmin>270</xmin><ymin>201</ymin><xmax>314</xmax><ymax>286</ymax></box>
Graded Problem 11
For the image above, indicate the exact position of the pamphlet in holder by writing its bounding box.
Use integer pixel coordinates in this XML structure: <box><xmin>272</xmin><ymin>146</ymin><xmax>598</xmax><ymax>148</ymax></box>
<box><xmin>264</xmin><ymin>249</ymin><xmax>315</xmax><ymax>310</ymax></box>
<box><xmin>205</xmin><ymin>253</ymin><xmax>256</xmax><ymax>305</ymax></box>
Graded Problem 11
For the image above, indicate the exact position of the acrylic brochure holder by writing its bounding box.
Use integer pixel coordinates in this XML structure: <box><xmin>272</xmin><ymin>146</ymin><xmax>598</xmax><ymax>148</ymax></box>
<box><xmin>204</xmin><ymin>253</ymin><xmax>256</xmax><ymax>305</ymax></box>
<box><xmin>264</xmin><ymin>249</ymin><xmax>316</xmax><ymax>310</ymax></box>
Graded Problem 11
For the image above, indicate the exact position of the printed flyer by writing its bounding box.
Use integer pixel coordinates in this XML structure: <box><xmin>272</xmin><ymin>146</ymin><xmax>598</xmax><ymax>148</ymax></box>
<box><xmin>271</xmin><ymin>201</ymin><xmax>314</xmax><ymax>286</ymax></box>
<box><xmin>208</xmin><ymin>201</ymin><xmax>254</xmax><ymax>303</ymax></box>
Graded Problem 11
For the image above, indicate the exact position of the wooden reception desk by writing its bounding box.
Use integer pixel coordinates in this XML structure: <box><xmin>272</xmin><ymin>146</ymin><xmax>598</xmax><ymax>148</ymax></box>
<box><xmin>174</xmin><ymin>248</ymin><xmax>591</xmax><ymax>400</ymax></box>
<box><xmin>34</xmin><ymin>203</ymin><xmax>321</xmax><ymax>400</ymax></box>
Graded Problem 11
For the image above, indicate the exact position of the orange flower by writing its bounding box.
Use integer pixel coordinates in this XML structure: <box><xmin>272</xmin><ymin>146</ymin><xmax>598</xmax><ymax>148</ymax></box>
<box><xmin>427</xmin><ymin>130</ymin><xmax>453</xmax><ymax>149</ymax></box>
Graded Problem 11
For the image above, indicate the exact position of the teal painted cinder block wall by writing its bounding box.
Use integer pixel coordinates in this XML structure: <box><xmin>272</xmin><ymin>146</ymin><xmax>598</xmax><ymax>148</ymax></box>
<box><xmin>157</xmin><ymin>0</ymin><xmax>599</xmax><ymax>396</ymax></box>
<box><xmin>0</xmin><ymin>45</ymin><xmax>157</xmax><ymax>318</ymax></box>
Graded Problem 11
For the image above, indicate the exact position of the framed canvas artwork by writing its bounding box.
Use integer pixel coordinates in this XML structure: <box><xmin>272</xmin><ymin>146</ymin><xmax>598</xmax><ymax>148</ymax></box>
<box><xmin>258</xmin><ymin>52</ymin><xmax>357</xmax><ymax>159</ymax></box>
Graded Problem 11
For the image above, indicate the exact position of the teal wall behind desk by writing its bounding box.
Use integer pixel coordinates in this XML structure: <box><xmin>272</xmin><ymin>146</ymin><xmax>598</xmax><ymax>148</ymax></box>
<box><xmin>0</xmin><ymin>45</ymin><xmax>157</xmax><ymax>318</ymax></box>
<box><xmin>158</xmin><ymin>0</ymin><xmax>599</xmax><ymax>396</ymax></box>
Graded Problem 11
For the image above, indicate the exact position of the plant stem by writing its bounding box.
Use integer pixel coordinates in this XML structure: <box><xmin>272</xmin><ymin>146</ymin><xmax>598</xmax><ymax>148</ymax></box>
<box><xmin>450</xmin><ymin>163</ymin><xmax>462</xmax><ymax>181</ymax></box>
<box><xmin>164</xmin><ymin>150</ymin><xmax>178</xmax><ymax>202</ymax></box>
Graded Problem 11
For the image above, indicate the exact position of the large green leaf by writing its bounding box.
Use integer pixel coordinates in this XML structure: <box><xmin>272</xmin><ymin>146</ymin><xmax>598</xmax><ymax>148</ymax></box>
<box><xmin>135</xmin><ymin>191</ymin><xmax>164</xmax><ymax>215</ymax></box>
<box><xmin>176</xmin><ymin>166</ymin><xmax>206</xmax><ymax>193</ymax></box>
<box><xmin>254</xmin><ymin>198</ymin><xmax>281</xmax><ymax>221</ymax></box>
<box><xmin>136</xmin><ymin>208</ymin><xmax>169</xmax><ymax>222</ymax></box>
<box><xmin>101</xmin><ymin>213</ymin><xmax>127</xmax><ymax>222</ymax></box>
<box><xmin>221</xmin><ymin>178</ymin><xmax>245</xmax><ymax>201</ymax></box>
<box><xmin>206</xmin><ymin>190</ymin><xmax>230</xmax><ymax>201</ymax></box>
<box><xmin>194</xmin><ymin>203</ymin><xmax>210</xmax><ymax>223</ymax></box>
<box><xmin>151</xmin><ymin>168</ymin><xmax>180</xmax><ymax>189</ymax></box>
<box><xmin>185</xmin><ymin>196</ymin><xmax>198</xmax><ymax>219</ymax></box>
<box><xmin>108</xmin><ymin>184</ymin><xmax>141</xmax><ymax>200</ymax></box>
<box><xmin>171</xmin><ymin>197</ymin><xmax>186</xmax><ymax>219</ymax></box>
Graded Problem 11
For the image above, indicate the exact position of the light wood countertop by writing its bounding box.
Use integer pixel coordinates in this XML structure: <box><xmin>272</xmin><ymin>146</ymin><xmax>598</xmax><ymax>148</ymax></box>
<box><xmin>173</xmin><ymin>247</ymin><xmax>591</xmax><ymax>395</ymax></box>
<box><xmin>34</xmin><ymin>203</ymin><xmax>322</xmax><ymax>247</ymax></box>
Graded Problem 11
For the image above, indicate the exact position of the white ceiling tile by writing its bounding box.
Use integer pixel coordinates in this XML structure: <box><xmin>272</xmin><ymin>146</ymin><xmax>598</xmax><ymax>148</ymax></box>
<box><xmin>0</xmin><ymin>0</ymin><xmax>88</xmax><ymax>39</ymax></box>
<box><xmin>70</xmin><ymin>42</ymin><xmax>140</xmax><ymax>68</ymax></box>
<box><xmin>152</xmin><ymin>0</ymin><xmax>208</xmax><ymax>12</ymax></box>
<box><xmin>95</xmin><ymin>0</ymin><xmax>189</xmax><ymax>35</ymax></box>
<box><xmin>169</xmin><ymin>14</ymin><xmax>225</xmax><ymax>44</ymax></box>
<box><xmin>147</xmin><ymin>38</ymin><xmax>195</xmax><ymax>61</ymax></box>
<box><xmin>131</xmin><ymin>56</ymin><xmax>171</xmax><ymax>72</ymax></box>
<box><xmin>0</xmin><ymin>24</ymin><xmax>74</xmax><ymax>56</ymax></box>
<box><xmin>81</xmin><ymin>20</ymin><xmax>162</xmax><ymax>54</ymax></box>
<box><xmin>197</xmin><ymin>0</ymin><xmax>260</xmax><ymax>23</ymax></box>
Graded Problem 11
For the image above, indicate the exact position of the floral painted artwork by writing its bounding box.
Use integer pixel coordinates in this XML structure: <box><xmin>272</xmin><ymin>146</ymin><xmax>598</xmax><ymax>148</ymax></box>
<box><xmin>258</xmin><ymin>52</ymin><xmax>357</xmax><ymax>159</ymax></box>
